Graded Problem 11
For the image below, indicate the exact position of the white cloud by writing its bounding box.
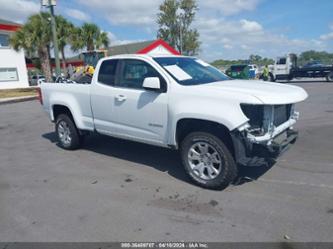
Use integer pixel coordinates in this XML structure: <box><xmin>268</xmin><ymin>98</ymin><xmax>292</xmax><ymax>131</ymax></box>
<box><xmin>195</xmin><ymin>17</ymin><xmax>328</xmax><ymax>60</ymax></box>
<box><xmin>64</xmin><ymin>8</ymin><xmax>91</xmax><ymax>22</ymax></box>
<box><xmin>241</xmin><ymin>44</ymin><xmax>250</xmax><ymax>50</ymax></box>
<box><xmin>77</xmin><ymin>0</ymin><xmax>261</xmax><ymax>27</ymax></box>
<box><xmin>106</xmin><ymin>31</ymin><xmax>144</xmax><ymax>46</ymax></box>
<box><xmin>223</xmin><ymin>44</ymin><xmax>233</xmax><ymax>49</ymax></box>
<box><xmin>320</xmin><ymin>32</ymin><xmax>333</xmax><ymax>41</ymax></box>
<box><xmin>319</xmin><ymin>23</ymin><xmax>333</xmax><ymax>41</ymax></box>
<box><xmin>240</xmin><ymin>19</ymin><xmax>262</xmax><ymax>32</ymax></box>
<box><xmin>77</xmin><ymin>0</ymin><xmax>160</xmax><ymax>26</ymax></box>
<box><xmin>0</xmin><ymin>0</ymin><xmax>39</xmax><ymax>23</ymax></box>
<box><xmin>1</xmin><ymin>0</ymin><xmax>331</xmax><ymax>61</ymax></box>
<box><xmin>199</xmin><ymin>0</ymin><xmax>261</xmax><ymax>16</ymax></box>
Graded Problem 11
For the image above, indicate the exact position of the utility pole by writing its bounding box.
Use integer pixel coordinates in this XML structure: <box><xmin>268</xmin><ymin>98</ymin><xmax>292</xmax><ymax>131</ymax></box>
<box><xmin>179</xmin><ymin>23</ymin><xmax>182</xmax><ymax>55</ymax></box>
<box><xmin>42</xmin><ymin>0</ymin><xmax>61</xmax><ymax>79</ymax></box>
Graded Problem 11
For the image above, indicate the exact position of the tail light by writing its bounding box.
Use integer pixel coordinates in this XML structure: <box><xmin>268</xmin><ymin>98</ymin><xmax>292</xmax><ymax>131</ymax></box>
<box><xmin>37</xmin><ymin>87</ymin><xmax>43</xmax><ymax>105</ymax></box>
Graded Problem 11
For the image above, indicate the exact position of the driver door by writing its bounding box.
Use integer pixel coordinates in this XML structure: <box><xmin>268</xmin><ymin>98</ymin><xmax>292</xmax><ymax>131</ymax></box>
<box><xmin>109</xmin><ymin>59</ymin><xmax>169</xmax><ymax>145</ymax></box>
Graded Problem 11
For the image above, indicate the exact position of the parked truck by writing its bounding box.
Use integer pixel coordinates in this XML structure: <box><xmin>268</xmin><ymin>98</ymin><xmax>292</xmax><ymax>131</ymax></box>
<box><xmin>269</xmin><ymin>54</ymin><xmax>333</xmax><ymax>82</ymax></box>
<box><xmin>39</xmin><ymin>54</ymin><xmax>308</xmax><ymax>190</ymax></box>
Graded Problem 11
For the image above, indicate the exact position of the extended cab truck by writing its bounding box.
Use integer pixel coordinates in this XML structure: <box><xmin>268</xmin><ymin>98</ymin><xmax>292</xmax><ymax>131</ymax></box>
<box><xmin>39</xmin><ymin>54</ymin><xmax>308</xmax><ymax>190</ymax></box>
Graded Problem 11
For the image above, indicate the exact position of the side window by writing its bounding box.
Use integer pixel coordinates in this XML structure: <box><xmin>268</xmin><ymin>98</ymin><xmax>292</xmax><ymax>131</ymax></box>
<box><xmin>0</xmin><ymin>34</ymin><xmax>9</xmax><ymax>47</ymax></box>
<box><xmin>117</xmin><ymin>59</ymin><xmax>167</xmax><ymax>91</ymax></box>
<box><xmin>0</xmin><ymin>68</ymin><xmax>19</xmax><ymax>82</ymax></box>
<box><xmin>98</xmin><ymin>59</ymin><xmax>118</xmax><ymax>85</ymax></box>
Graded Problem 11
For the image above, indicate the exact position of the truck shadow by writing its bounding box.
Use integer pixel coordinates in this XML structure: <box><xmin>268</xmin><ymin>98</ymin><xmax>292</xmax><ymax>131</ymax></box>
<box><xmin>42</xmin><ymin>132</ymin><xmax>190</xmax><ymax>183</ymax></box>
<box><xmin>42</xmin><ymin>132</ymin><xmax>275</xmax><ymax>187</ymax></box>
<box><xmin>233</xmin><ymin>162</ymin><xmax>275</xmax><ymax>186</ymax></box>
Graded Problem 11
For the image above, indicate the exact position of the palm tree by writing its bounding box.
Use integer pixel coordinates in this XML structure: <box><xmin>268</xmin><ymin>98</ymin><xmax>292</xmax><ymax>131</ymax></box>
<box><xmin>10</xmin><ymin>12</ymin><xmax>53</xmax><ymax>82</ymax></box>
<box><xmin>71</xmin><ymin>23</ymin><xmax>109</xmax><ymax>52</ymax></box>
<box><xmin>56</xmin><ymin>15</ymin><xmax>74</xmax><ymax>72</ymax></box>
<box><xmin>69</xmin><ymin>27</ymin><xmax>84</xmax><ymax>52</ymax></box>
<box><xmin>82</xmin><ymin>23</ymin><xmax>99</xmax><ymax>51</ymax></box>
<box><xmin>96</xmin><ymin>31</ymin><xmax>109</xmax><ymax>50</ymax></box>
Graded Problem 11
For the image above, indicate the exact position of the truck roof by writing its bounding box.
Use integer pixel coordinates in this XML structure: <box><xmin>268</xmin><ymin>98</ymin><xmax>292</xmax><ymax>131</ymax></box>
<box><xmin>101</xmin><ymin>54</ymin><xmax>190</xmax><ymax>60</ymax></box>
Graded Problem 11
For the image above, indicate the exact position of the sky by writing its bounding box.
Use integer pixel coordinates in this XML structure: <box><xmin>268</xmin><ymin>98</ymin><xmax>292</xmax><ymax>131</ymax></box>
<box><xmin>0</xmin><ymin>0</ymin><xmax>332</xmax><ymax>61</ymax></box>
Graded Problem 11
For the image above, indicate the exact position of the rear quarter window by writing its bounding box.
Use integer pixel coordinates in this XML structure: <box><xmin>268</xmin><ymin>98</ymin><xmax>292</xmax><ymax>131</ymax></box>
<box><xmin>98</xmin><ymin>59</ymin><xmax>119</xmax><ymax>86</ymax></box>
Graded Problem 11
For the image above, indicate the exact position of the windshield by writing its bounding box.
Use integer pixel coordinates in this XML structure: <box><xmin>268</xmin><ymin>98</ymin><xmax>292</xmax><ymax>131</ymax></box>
<box><xmin>276</xmin><ymin>58</ymin><xmax>287</xmax><ymax>65</ymax></box>
<box><xmin>154</xmin><ymin>57</ymin><xmax>230</xmax><ymax>85</ymax></box>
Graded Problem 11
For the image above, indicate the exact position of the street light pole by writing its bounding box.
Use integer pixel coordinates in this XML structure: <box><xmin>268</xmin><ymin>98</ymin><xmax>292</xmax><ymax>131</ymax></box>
<box><xmin>43</xmin><ymin>0</ymin><xmax>61</xmax><ymax>78</ymax></box>
<box><xmin>49</xmin><ymin>1</ymin><xmax>61</xmax><ymax>78</ymax></box>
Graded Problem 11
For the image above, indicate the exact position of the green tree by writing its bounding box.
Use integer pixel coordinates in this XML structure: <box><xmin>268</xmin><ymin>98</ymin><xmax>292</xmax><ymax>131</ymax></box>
<box><xmin>71</xmin><ymin>23</ymin><xmax>109</xmax><ymax>52</ymax></box>
<box><xmin>96</xmin><ymin>31</ymin><xmax>109</xmax><ymax>50</ymax></box>
<box><xmin>211</xmin><ymin>55</ymin><xmax>274</xmax><ymax>68</ymax></box>
<box><xmin>248</xmin><ymin>54</ymin><xmax>274</xmax><ymax>66</ymax></box>
<box><xmin>10</xmin><ymin>12</ymin><xmax>53</xmax><ymax>82</ymax></box>
<box><xmin>298</xmin><ymin>50</ymin><xmax>333</xmax><ymax>66</ymax></box>
<box><xmin>249</xmin><ymin>54</ymin><xmax>262</xmax><ymax>64</ymax></box>
<box><xmin>56</xmin><ymin>15</ymin><xmax>75</xmax><ymax>72</ymax></box>
<box><xmin>157</xmin><ymin>0</ymin><xmax>200</xmax><ymax>55</ymax></box>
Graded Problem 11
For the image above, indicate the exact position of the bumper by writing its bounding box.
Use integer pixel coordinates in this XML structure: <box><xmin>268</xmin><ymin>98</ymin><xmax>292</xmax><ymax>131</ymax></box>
<box><xmin>231</xmin><ymin>129</ymin><xmax>298</xmax><ymax>166</ymax></box>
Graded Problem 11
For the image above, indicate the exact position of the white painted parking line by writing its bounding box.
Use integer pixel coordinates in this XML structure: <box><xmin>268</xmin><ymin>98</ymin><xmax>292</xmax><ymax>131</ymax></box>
<box><xmin>259</xmin><ymin>178</ymin><xmax>333</xmax><ymax>189</ymax></box>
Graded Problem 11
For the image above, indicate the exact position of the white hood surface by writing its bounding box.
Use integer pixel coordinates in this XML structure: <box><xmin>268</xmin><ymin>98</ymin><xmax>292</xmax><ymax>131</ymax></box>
<box><xmin>201</xmin><ymin>80</ymin><xmax>308</xmax><ymax>105</ymax></box>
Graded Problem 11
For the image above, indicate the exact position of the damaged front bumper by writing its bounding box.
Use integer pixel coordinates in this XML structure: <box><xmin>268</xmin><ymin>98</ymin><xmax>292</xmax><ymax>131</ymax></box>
<box><xmin>231</xmin><ymin>128</ymin><xmax>298</xmax><ymax>166</ymax></box>
<box><xmin>231</xmin><ymin>104</ymin><xmax>300</xmax><ymax>166</ymax></box>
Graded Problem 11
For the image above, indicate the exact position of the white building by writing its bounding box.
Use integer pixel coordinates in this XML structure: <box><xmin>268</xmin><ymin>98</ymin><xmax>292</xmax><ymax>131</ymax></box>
<box><xmin>0</xmin><ymin>19</ymin><xmax>29</xmax><ymax>89</ymax></box>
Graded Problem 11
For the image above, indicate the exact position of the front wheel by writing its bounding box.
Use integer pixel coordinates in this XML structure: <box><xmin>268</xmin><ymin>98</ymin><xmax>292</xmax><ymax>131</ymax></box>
<box><xmin>180</xmin><ymin>132</ymin><xmax>238</xmax><ymax>190</ymax></box>
<box><xmin>55</xmin><ymin>114</ymin><xmax>81</xmax><ymax>150</ymax></box>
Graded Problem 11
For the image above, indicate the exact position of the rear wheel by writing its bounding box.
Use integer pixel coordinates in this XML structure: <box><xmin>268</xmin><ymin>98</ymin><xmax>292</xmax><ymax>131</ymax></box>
<box><xmin>269</xmin><ymin>72</ymin><xmax>275</xmax><ymax>82</ymax></box>
<box><xmin>180</xmin><ymin>132</ymin><xmax>237</xmax><ymax>190</ymax></box>
<box><xmin>326</xmin><ymin>72</ymin><xmax>333</xmax><ymax>82</ymax></box>
<box><xmin>55</xmin><ymin>114</ymin><xmax>81</xmax><ymax>150</ymax></box>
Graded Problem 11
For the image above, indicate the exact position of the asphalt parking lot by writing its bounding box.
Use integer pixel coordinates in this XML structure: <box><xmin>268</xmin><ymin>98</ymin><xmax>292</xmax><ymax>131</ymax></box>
<box><xmin>0</xmin><ymin>81</ymin><xmax>332</xmax><ymax>242</ymax></box>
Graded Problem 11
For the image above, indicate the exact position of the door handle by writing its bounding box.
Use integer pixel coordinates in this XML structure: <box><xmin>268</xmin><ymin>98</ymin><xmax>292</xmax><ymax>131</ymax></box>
<box><xmin>115</xmin><ymin>94</ymin><xmax>127</xmax><ymax>101</ymax></box>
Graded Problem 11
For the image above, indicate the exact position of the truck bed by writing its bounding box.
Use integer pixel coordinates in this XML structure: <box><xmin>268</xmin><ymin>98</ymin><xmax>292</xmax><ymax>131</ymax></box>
<box><xmin>291</xmin><ymin>66</ymin><xmax>333</xmax><ymax>78</ymax></box>
<box><xmin>41</xmin><ymin>82</ymin><xmax>94</xmax><ymax>131</ymax></box>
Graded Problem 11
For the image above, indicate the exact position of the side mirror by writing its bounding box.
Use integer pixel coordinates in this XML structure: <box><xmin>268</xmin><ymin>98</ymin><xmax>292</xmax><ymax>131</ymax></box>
<box><xmin>143</xmin><ymin>77</ymin><xmax>160</xmax><ymax>91</ymax></box>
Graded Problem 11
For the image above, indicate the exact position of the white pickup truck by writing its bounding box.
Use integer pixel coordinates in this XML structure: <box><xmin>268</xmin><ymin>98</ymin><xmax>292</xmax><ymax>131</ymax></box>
<box><xmin>39</xmin><ymin>54</ymin><xmax>308</xmax><ymax>189</ymax></box>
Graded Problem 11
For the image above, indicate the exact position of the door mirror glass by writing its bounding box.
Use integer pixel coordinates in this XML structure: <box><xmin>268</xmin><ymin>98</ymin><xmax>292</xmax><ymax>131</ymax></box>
<box><xmin>143</xmin><ymin>77</ymin><xmax>160</xmax><ymax>90</ymax></box>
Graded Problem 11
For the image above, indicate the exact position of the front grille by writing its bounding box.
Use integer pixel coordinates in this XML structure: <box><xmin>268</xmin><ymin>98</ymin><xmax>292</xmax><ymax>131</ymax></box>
<box><xmin>273</xmin><ymin>104</ymin><xmax>292</xmax><ymax>126</ymax></box>
<box><xmin>241</xmin><ymin>104</ymin><xmax>292</xmax><ymax>132</ymax></box>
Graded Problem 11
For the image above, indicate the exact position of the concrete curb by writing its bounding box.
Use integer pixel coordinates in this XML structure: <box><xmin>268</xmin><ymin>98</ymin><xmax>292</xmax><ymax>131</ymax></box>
<box><xmin>0</xmin><ymin>95</ymin><xmax>37</xmax><ymax>105</ymax></box>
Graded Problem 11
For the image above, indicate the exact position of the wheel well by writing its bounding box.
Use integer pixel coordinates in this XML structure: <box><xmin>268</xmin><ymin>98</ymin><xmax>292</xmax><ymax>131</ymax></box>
<box><xmin>176</xmin><ymin>118</ymin><xmax>235</xmax><ymax>157</ymax></box>
<box><xmin>53</xmin><ymin>105</ymin><xmax>74</xmax><ymax>122</ymax></box>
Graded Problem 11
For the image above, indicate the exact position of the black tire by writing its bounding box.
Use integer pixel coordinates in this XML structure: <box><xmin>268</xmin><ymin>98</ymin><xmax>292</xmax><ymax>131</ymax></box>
<box><xmin>180</xmin><ymin>132</ymin><xmax>238</xmax><ymax>190</ymax></box>
<box><xmin>55</xmin><ymin>114</ymin><xmax>81</xmax><ymax>150</ymax></box>
<box><xmin>269</xmin><ymin>72</ymin><xmax>275</xmax><ymax>82</ymax></box>
<box><xmin>326</xmin><ymin>72</ymin><xmax>333</xmax><ymax>82</ymax></box>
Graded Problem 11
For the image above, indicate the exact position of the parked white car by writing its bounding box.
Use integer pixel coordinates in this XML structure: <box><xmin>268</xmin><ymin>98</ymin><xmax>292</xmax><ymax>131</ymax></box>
<box><xmin>39</xmin><ymin>54</ymin><xmax>308</xmax><ymax>189</ymax></box>
<box><xmin>248</xmin><ymin>64</ymin><xmax>258</xmax><ymax>76</ymax></box>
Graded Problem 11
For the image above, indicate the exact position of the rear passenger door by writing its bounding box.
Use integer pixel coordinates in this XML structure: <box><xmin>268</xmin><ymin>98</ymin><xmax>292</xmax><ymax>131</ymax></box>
<box><xmin>90</xmin><ymin>59</ymin><xmax>119</xmax><ymax>133</ymax></box>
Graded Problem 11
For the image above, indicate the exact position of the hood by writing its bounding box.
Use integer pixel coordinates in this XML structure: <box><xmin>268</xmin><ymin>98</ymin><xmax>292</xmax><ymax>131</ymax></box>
<box><xmin>198</xmin><ymin>80</ymin><xmax>308</xmax><ymax>105</ymax></box>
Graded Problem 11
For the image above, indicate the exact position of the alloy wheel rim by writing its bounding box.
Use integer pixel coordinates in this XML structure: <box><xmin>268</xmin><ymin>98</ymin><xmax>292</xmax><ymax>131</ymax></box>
<box><xmin>187</xmin><ymin>142</ymin><xmax>223</xmax><ymax>180</ymax></box>
<box><xmin>58</xmin><ymin>121</ymin><xmax>72</xmax><ymax>145</ymax></box>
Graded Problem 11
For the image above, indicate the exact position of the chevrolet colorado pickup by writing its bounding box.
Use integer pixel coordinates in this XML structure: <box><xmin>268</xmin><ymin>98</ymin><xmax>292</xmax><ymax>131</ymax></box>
<box><xmin>39</xmin><ymin>54</ymin><xmax>308</xmax><ymax>190</ymax></box>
